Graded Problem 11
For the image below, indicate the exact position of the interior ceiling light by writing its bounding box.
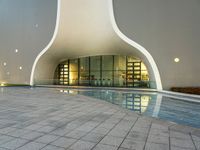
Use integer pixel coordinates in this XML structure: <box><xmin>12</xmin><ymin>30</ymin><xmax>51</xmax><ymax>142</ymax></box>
<box><xmin>19</xmin><ymin>66</ymin><xmax>23</xmax><ymax>70</ymax></box>
<box><xmin>15</xmin><ymin>49</ymin><xmax>18</xmax><ymax>53</ymax></box>
<box><xmin>174</xmin><ymin>58</ymin><xmax>180</xmax><ymax>63</ymax></box>
<box><xmin>3</xmin><ymin>62</ymin><xmax>6</xmax><ymax>66</ymax></box>
<box><xmin>0</xmin><ymin>82</ymin><xmax>5</xmax><ymax>86</ymax></box>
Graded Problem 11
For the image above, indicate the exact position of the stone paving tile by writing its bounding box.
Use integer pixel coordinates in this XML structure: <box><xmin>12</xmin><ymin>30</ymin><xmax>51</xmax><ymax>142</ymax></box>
<box><xmin>68</xmin><ymin>140</ymin><xmax>96</xmax><ymax>150</ymax></box>
<box><xmin>6</xmin><ymin>129</ymin><xmax>31</xmax><ymax>137</ymax></box>
<box><xmin>147</xmin><ymin>134</ymin><xmax>169</xmax><ymax>145</ymax></box>
<box><xmin>16</xmin><ymin>141</ymin><xmax>46</xmax><ymax>150</ymax></box>
<box><xmin>0</xmin><ymin>127</ymin><xmax>17</xmax><ymax>134</ymax></box>
<box><xmin>169</xmin><ymin>124</ymin><xmax>196</xmax><ymax>134</ymax></box>
<box><xmin>35</xmin><ymin>134</ymin><xmax>59</xmax><ymax>144</ymax></box>
<box><xmin>170</xmin><ymin>137</ymin><xmax>196</xmax><ymax>149</ymax></box>
<box><xmin>120</xmin><ymin>138</ymin><xmax>145</xmax><ymax>150</ymax></box>
<box><xmin>0</xmin><ymin>138</ymin><xmax>29</xmax><ymax>150</ymax></box>
<box><xmin>118</xmin><ymin>148</ymin><xmax>131</xmax><ymax>150</ymax></box>
<box><xmin>114</xmin><ymin>122</ymin><xmax>133</xmax><ymax>131</ymax></box>
<box><xmin>41</xmin><ymin>145</ymin><xmax>65</xmax><ymax>150</ymax></box>
<box><xmin>131</xmin><ymin>126</ymin><xmax>150</xmax><ymax>134</ymax></box>
<box><xmin>104</xmin><ymin>118</ymin><xmax>121</xmax><ymax>124</ymax></box>
<box><xmin>145</xmin><ymin>142</ymin><xmax>169</xmax><ymax>150</ymax></box>
<box><xmin>91</xmin><ymin>127</ymin><xmax>110</xmax><ymax>135</ymax></box>
<box><xmin>191</xmin><ymin>134</ymin><xmax>200</xmax><ymax>150</ymax></box>
<box><xmin>149</xmin><ymin>128</ymin><xmax>169</xmax><ymax>137</ymax></box>
<box><xmin>81</xmin><ymin>132</ymin><xmax>104</xmax><ymax>143</ymax></box>
<box><xmin>76</xmin><ymin>122</ymin><xmax>99</xmax><ymax>132</ymax></box>
<box><xmin>49</xmin><ymin>127</ymin><xmax>72</xmax><ymax>136</ymax></box>
<box><xmin>24</xmin><ymin>124</ymin><xmax>43</xmax><ymax>130</ymax></box>
<box><xmin>151</xmin><ymin>122</ymin><xmax>170</xmax><ymax>130</ymax></box>
<box><xmin>20</xmin><ymin>131</ymin><xmax>44</xmax><ymax>140</ymax></box>
<box><xmin>170</xmin><ymin>131</ymin><xmax>191</xmax><ymax>140</ymax></box>
<box><xmin>171</xmin><ymin>146</ymin><xmax>195</xmax><ymax>150</ymax></box>
<box><xmin>108</xmin><ymin>128</ymin><xmax>128</xmax><ymax>138</ymax></box>
<box><xmin>35</xmin><ymin>126</ymin><xmax>55</xmax><ymax>133</ymax></box>
<box><xmin>126</xmin><ymin>131</ymin><xmax>147</xmax><ymax>141</ymax></box>
<box><xmin>100</xmin><ymin>135</ymin><xmax>124</xmax><ymax>147</ymax></box>
<box><xmin>93</xmin><ymin>143</ymin><xmax>118</xmax><ymax>150</ymax></box>
<box><xmin>98</xmin><ymin>123</ymin><xmax>116</xmax><ymax>130</ymax></box>
<box><xmin>51</xmin><ymin>137</ymin><xmax>77</xmax><ymax>148</ymax></box>
<box><xmin>0</xmin><ymin>134</ymin><xmax>15</xmax><ymax>145</ymax></box>
<box><xmin>65</xmin><ymin>129</ymin><xmax>88</xmax><ymax>139</ymax></box>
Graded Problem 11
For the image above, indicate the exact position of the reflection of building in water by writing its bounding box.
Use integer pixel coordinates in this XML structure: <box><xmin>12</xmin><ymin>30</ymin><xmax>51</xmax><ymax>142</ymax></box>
<box><xmin>124</xmin><ymin>93</ymin><xmax>150</xmax><ymax>113</ymax></box>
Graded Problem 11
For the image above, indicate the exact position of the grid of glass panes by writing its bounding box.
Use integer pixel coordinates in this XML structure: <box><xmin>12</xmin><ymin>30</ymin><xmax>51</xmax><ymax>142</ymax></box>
<box><xmin>55</xmin><ymin>55</ymin><xmax>149</xmax><ymax>87</ymax></box>
<box><xmin>58</xmin><ymin>63</ymin><xmax>69</xmax><ymax>85</ymax></box>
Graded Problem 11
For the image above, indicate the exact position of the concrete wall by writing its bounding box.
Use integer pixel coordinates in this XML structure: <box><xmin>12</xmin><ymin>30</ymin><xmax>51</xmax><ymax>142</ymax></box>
<box><xmin>0</xmin><ymin>0</ymin><xmax>57</xmax><ymax>84</ymax></box>
<box><xmin>113</xmin><ymin>0</ymin><xmax>200</xmax><ymax>89</ymax></box>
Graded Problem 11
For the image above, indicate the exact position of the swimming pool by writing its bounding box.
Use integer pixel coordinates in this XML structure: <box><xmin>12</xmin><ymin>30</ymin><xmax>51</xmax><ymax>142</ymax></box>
<box><xmin>60</xmin><ymin>89</ymin><xmax>200</xmax><ymax>128</ymax></box>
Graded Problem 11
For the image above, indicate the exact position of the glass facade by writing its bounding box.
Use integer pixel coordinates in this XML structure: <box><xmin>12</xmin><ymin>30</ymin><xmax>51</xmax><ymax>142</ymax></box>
<box><xmin>54</xmin><ymin>55</ymin><xmax>150</xmax><ymax>88</ymax></box>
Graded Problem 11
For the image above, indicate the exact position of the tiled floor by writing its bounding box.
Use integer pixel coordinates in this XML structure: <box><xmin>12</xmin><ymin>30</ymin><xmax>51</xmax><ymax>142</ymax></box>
<box><xmin>0</xmin><ymin>87</ymin><xmax>199</xmax><ymax>150</ymax></box>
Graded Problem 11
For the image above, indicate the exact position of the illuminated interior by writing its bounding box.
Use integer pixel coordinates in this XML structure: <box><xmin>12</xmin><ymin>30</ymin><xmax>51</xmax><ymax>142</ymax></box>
<box><xmin>124</xmin><ymin>95</ymin><xmax>151</xmax><ymax>113</ymax></box>
<box><xmin>54</xmin><ymin>55</ymin><xmax>150</xmax><ymax>88</ymax></box>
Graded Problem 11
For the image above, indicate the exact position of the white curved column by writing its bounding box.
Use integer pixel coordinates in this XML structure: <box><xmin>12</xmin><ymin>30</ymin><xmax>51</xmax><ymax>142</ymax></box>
<box><xmin>30</xmin><ymin>0</ymin><xmax>162</xmax><ymax>90</ymax></box>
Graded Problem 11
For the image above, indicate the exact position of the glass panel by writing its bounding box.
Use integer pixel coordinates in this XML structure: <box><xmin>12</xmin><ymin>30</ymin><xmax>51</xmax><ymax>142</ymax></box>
<box><xmin>102</xmin><ymin>55</ymin><xmax>113</xmax><ymax>71</ymax></box>
<box><xmin>90</xmin><ymin>56</ymin><xmax>101</xmax><ymax>86</ymax></box>
<box><xmin>114</xmin><ymin>56</ymin><xmax>126</xmax><ymax>71</ymax></box>
<box><xmin>102</xmin><ymin>71</ymin><xmax>113</xmax><ymax>86</ymax></box>
<box><xmin>127</xmin><ymin>56</ymin><xmax>138</xmax><ymax>62</ymax></box>
<box><xmin>69</xmin><ymin>59</ymin><xmax>78</xmax><ymax>72</ymax></box>
<box><xmin>80</xmin><ymin>71</ymin><xmax>89</xmax><ymax>85</ymax></box>
<box><xmin>69</xmin><ymin>59</ymin><xmax>78</xmax><ymax>85</ymax></box>
<box><xmin>80</xmin><ymin>57</ymin><xmax>89</xmax><ymax>71</ymax></box>
<box><xmin>79</xmin><ymin>57</ymin><xmax>89</xmax><ymax>85</ymax></box>
<box><xmin>141</xmin><ymin>62</ymin><xmax>149</xmax><ymax>81</ymax></box>
<box><xmin>90</xmin><ymin>56</ymin><xmax>100</xmax><ymax>71</ymax></box>
<box><xmin>114</xmin><ymin>71</ymin><xmax>126</xmax><ymax>87</ymax></box>
<box><xmin>90</xmin><ymin>71</ymin><xmax>101</xmax><ymax>86</ymax></box>
<box><xmin>69</xmin><ymin>72</ymin><xmax>78</xmax><ymax>85</ymax></box>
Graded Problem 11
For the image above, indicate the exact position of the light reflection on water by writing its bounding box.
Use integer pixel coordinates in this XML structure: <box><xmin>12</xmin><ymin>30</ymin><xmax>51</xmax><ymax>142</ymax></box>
<box><xmin>60</xmin><ymin>89</ymin><xmax>200</xmax><ymax>128</ymax></box>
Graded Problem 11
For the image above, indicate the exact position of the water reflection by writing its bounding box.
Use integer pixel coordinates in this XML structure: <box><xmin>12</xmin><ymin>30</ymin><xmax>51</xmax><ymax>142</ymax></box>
<box><xmin>60</xmin><ymin>89</ymin><xmax>154</xmax><ymax>114</ymax></box>
<box><xmin>59</xmin><ymin>89</ymin><xmax>78</xmax><ymax>94</ymax></box>
<box><xmin>60</xmin><ymin>89</ymin><xmax>200</xmax><ymax>128</ymax></box>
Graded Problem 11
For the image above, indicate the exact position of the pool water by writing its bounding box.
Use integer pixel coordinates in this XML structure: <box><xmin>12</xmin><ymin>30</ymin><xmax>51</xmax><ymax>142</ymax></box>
<box><xmin>60</xmin><ymin>89</ymin><xmax>200</xmax><ymax>128</ymax></box>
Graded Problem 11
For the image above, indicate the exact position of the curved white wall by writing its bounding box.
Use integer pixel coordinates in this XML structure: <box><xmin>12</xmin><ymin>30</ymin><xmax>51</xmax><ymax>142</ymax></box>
<box><xmin>31</xmin><ymin>0</ymin><xmax>162</xmax><ymax>89</ymax></box>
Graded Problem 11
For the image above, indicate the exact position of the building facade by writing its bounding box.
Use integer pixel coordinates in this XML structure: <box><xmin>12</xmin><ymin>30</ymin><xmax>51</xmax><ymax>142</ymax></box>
<box><xmin>0</xmin><ymin>0</ymin><xmax>200</xmax><ymax>90</ymax></box>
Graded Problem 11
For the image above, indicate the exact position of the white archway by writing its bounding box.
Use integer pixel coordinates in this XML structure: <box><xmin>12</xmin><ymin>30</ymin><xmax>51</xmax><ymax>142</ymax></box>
<box><xmin>30</xmin><ymin>0</ymin><xmax>162</xmax><ymax>90</ymax></box>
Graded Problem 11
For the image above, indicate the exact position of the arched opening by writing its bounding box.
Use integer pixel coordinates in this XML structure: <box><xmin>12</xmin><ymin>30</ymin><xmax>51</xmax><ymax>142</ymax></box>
<box><xmin>30</xmin><ymin>0</ymin><xmax>162</xmax><ymax>90</ymax></box>
<box><xmin>54</xmin><ymin>55</ymin><xmax>154</xmax><ymax>88</ymax></box>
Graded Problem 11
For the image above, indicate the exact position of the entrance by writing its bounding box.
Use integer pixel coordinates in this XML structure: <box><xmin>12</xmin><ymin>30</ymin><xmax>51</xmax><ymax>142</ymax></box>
<box><xmin>54</xmin><ymin>55</ymin><xmax>150</xmax><ymax>88</ymax></box>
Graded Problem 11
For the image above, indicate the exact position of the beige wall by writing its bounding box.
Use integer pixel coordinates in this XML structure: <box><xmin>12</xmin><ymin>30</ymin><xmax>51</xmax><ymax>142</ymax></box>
<box><xmin>113</xmin><ymin>0</ymin><xmax>200</xmax><ymax>89</ymax></box>
<box><xmin>0</xmin><ymin>0</ymin><xmax>199</xmax><ymax>90</ymax></box>
<box><xmin>0</xmin><ymin>0</ymin><xmax>57</xmax><ymax>84</ymax></box>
